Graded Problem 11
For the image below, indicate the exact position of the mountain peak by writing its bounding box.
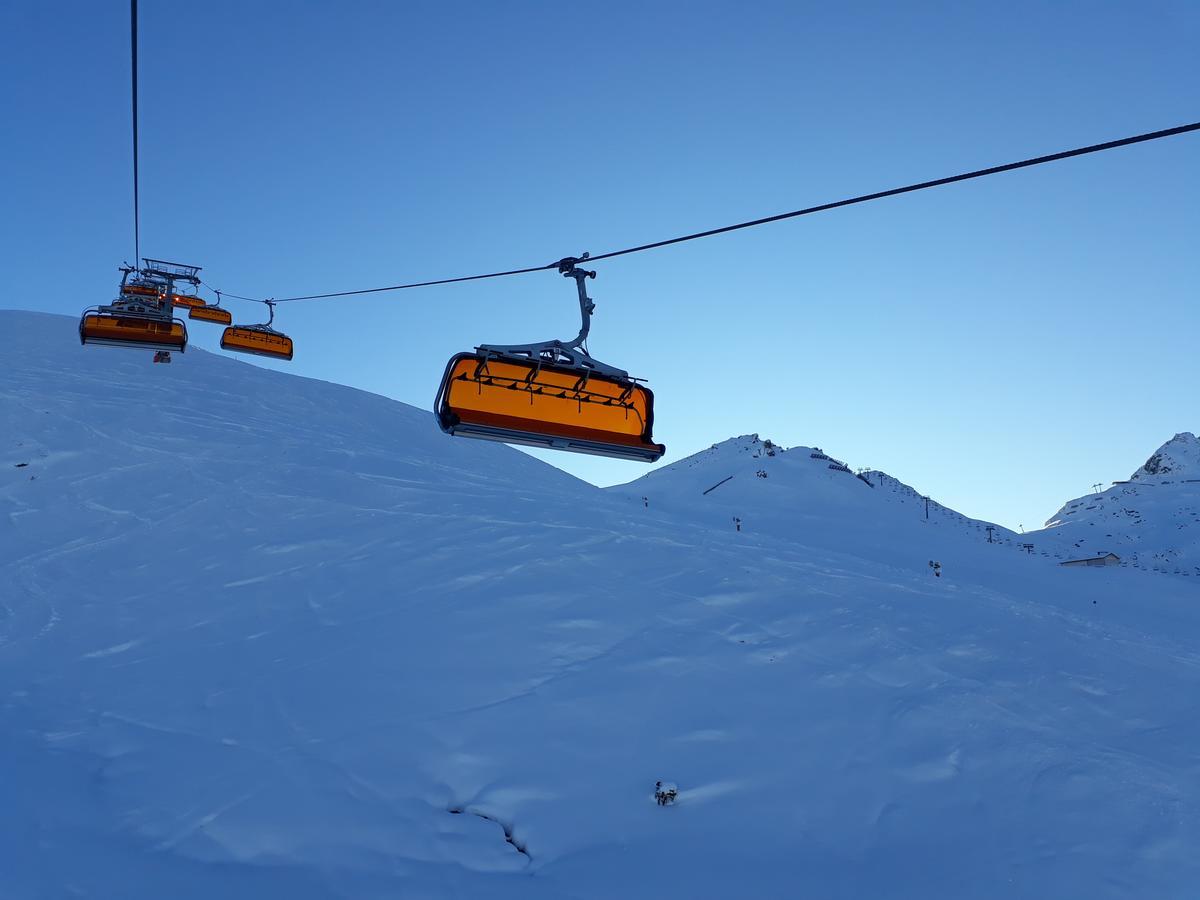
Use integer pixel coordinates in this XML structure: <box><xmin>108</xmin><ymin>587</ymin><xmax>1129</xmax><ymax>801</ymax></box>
<box><xmin>1131</xmin><ymin>432</ymin><xmax>1200</xmax><ymax>481</ymax></box>
<box><xmin>706</xmin><ymin>433</ymin><xmax>787</xmax><ymax>456</ymax></box>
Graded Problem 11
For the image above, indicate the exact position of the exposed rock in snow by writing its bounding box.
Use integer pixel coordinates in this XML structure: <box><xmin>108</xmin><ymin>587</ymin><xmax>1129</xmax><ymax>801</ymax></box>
<box><xmin>653</xmin><ymin>781</ymin><xmax>678</xmax><ymax>806</ymax></box>
<box><xmin>1131</xmin><ymin>432</ymin><xmax>1200</xmax><ymax>481</ymax></box>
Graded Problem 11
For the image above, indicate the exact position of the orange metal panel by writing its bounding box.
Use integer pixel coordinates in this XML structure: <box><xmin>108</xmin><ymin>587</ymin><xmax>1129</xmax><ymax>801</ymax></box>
<box><xmin>79</xmin><ymin>313</ymin><xmax>187</xmax><ymax>351</ymax></box>
<box><xmin>435</xmin><ymin>353</ymin><xmax>663</xmax><ymax>460</ymax></box>
<box><xmin>169</xmin><ymin>293</ymin><xmax>206</xmax><ymax>309</ymax></box>
<box><xmin>189</xmin><ymin>305</ymin><xmax>233</xmax><ymax>325</ymax></box>
<box><xmin>121</xmin><ymin>284</ymin><xmax>160</xmax><ymax>298</ymax></box>
<box><xmin>220</xmin><ymin>326</ymin><xmax>294</xmax><ymax>361</ymax></box>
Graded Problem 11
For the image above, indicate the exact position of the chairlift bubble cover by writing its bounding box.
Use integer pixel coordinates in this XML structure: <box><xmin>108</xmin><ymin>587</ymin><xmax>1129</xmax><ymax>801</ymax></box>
<box><xmin>189</xmin><ymin>305</ymin><xmax>233</xmax><ymax>325</ymax></box>
<box><xmin>79</xmin><ymin>311</ymin><xmax>187</xmax><ymax>353</ymax></box>
<box><xmin>435</xmin><ymin>352</ymin><xmax>664</xmax><ymax>462</ymax></box>
<box><xmin>220</xmin><ymin>325</ymin><xmax>294</xmax><ymax>361</ymax></box>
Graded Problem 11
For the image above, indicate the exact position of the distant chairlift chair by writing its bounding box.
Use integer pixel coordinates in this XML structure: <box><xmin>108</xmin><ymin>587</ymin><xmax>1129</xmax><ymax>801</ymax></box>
<box><xmin>220</xmin><ymin>299</ymin><xmax>294</xmax><ymax>361</ymax></box>
<box><xmin>188</xmin><ymin>289</ymin><xmax>233</xmax><ymax>326</ymax></box>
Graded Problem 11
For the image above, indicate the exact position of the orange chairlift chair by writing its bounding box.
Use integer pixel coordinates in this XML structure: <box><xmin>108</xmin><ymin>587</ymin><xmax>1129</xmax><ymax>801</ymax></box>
<box><xmin>188</xmin><ymin>290</ymin><xmax>234</xmax><ymax>326</ymax></box>
<box><xmin>120</xmin><ymin>281</ymin><xmax>161</xmax><ymax>299</ymax></box>
<box><xmin>220</xmin><ymin>299</ymin><xmax>294</xmax><ymax>361</ymax></box>
<box><xmin>168</xmin><ymin>290</ymin><xmax>206</xmax><ymax>309</ymax></box>
<box><xmin>80</xmin><ymin>260</ymin><xmax>196</xmax><ymax>356</ymax></box>
<box><xmin>434</xmin><ymin>255</ymin><xmax>665</xmax><ymax>463</ymax></box>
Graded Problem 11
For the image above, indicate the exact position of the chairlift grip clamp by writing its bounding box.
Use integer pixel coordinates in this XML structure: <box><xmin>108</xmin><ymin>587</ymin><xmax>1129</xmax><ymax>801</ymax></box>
<box><xmin>556</xmin><ymin>253</ymin><xmax>596</xmax><ymax>280</ymax></box>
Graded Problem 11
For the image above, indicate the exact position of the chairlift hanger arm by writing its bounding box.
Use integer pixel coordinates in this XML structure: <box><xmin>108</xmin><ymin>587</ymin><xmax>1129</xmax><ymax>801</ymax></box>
<box><xmin>558</xmin><ymin>255</ymin><xmax>597</xmax><ymax>347</ymax></box>
<box><xmin>477</xmin><ymin>254</ymin><xmax>628</xmax><ymax>379</ymax></box>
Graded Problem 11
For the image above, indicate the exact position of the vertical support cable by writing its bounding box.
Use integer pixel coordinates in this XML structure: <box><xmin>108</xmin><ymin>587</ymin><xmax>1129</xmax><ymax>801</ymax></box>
<box><xmin>131</xmin><ymin>0</ymin><xmax>140</xmax><ymax>266</ymax></box>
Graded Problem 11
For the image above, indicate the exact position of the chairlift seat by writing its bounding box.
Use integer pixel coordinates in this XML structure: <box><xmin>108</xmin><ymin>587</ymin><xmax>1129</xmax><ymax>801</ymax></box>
<box><xmin>169</xmin><ymin>293</ymin><xmax>206</xmax><ymax>309</ymax></box>
<box><xmin>220</xmin><ymin>325</ymin><xmax>294</xmax><ymax>361</ymax></box>
<box><xmin>79</xmin><ymin>310</ymin><xmax>187</xmax><ymax>353</ymax></box>
<box><xmin>435</xmin><ymin>352</ymin><xmax>664</xmax><ymax>462</ymax></box>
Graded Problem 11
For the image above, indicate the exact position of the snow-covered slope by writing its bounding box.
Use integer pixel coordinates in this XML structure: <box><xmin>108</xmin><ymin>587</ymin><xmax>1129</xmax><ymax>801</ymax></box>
<box><xmin>1038</xmin><ymin>433</ymin><xmax>1200</xmax><ymax>575</ymax></box>
<box><xmin>4</xmin><ymin>311</ymin><xmax>1200</xmax><ymax>899</ymax></box>
<box><xmin>610</xmin><ymin>434</ymin><xmax>1052</xmax><ymax>569</ymax></box>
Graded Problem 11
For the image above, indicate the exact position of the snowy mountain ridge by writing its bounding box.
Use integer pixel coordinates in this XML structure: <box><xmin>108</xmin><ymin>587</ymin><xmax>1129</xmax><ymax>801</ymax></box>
<box><xmin>642</xmin><ymin>433</ymin><xmax>1200</xmax><ymax>579</ymax></box>
<box><xmin>1131</xmin><ymin>432</ymin><xmax>1200</xmax><ymax>481</ymax></box>
<box><xmin>647</xmin><ymin>433</ymin><xmax>1200</xmax><ymax>576</ymax></box>
<box><xmin>614</xmin><ymin>433</ymin><xmax>1093</xmax><ymax>575</ymax></box>
<box><xmin>3</xmin><ymin>310</ymin><xmax>1200</xmax><ymax>898</ymax></box>
<box><xmin>1040</xmin><ymin>432</ymin><xmax>1200</xmax><ymax>575</ymax></box>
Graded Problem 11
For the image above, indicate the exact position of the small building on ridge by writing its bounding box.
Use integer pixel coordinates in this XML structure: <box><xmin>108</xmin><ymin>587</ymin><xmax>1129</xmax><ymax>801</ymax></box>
<box><xmin>1060</xmin><ymin>552</ymin><xmax>1121</xmax><ymax>568</ymax></box>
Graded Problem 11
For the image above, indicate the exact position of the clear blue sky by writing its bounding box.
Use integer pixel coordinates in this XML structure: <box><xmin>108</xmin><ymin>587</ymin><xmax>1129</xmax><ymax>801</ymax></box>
<box><xmin>3</xmin><ymin>1</ymin><xmax>1197</xmax><ymax>530</ymax></box>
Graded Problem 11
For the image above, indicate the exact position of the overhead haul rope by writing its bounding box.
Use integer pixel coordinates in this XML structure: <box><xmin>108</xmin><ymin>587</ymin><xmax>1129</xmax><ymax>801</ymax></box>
<box><xmin>205</xmin><ymin>120</ymin><xmax>1200</xmax><ymax>304</ymax></box>
<box><xmin>200</xmin><ymin>279</ymin><xmax>265</xmax><ymax>304</ymax></box>
<box><xmin>130</xmin><ymin>0</ymin><xmax>140</xmax><ymax>266</ymax></box>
